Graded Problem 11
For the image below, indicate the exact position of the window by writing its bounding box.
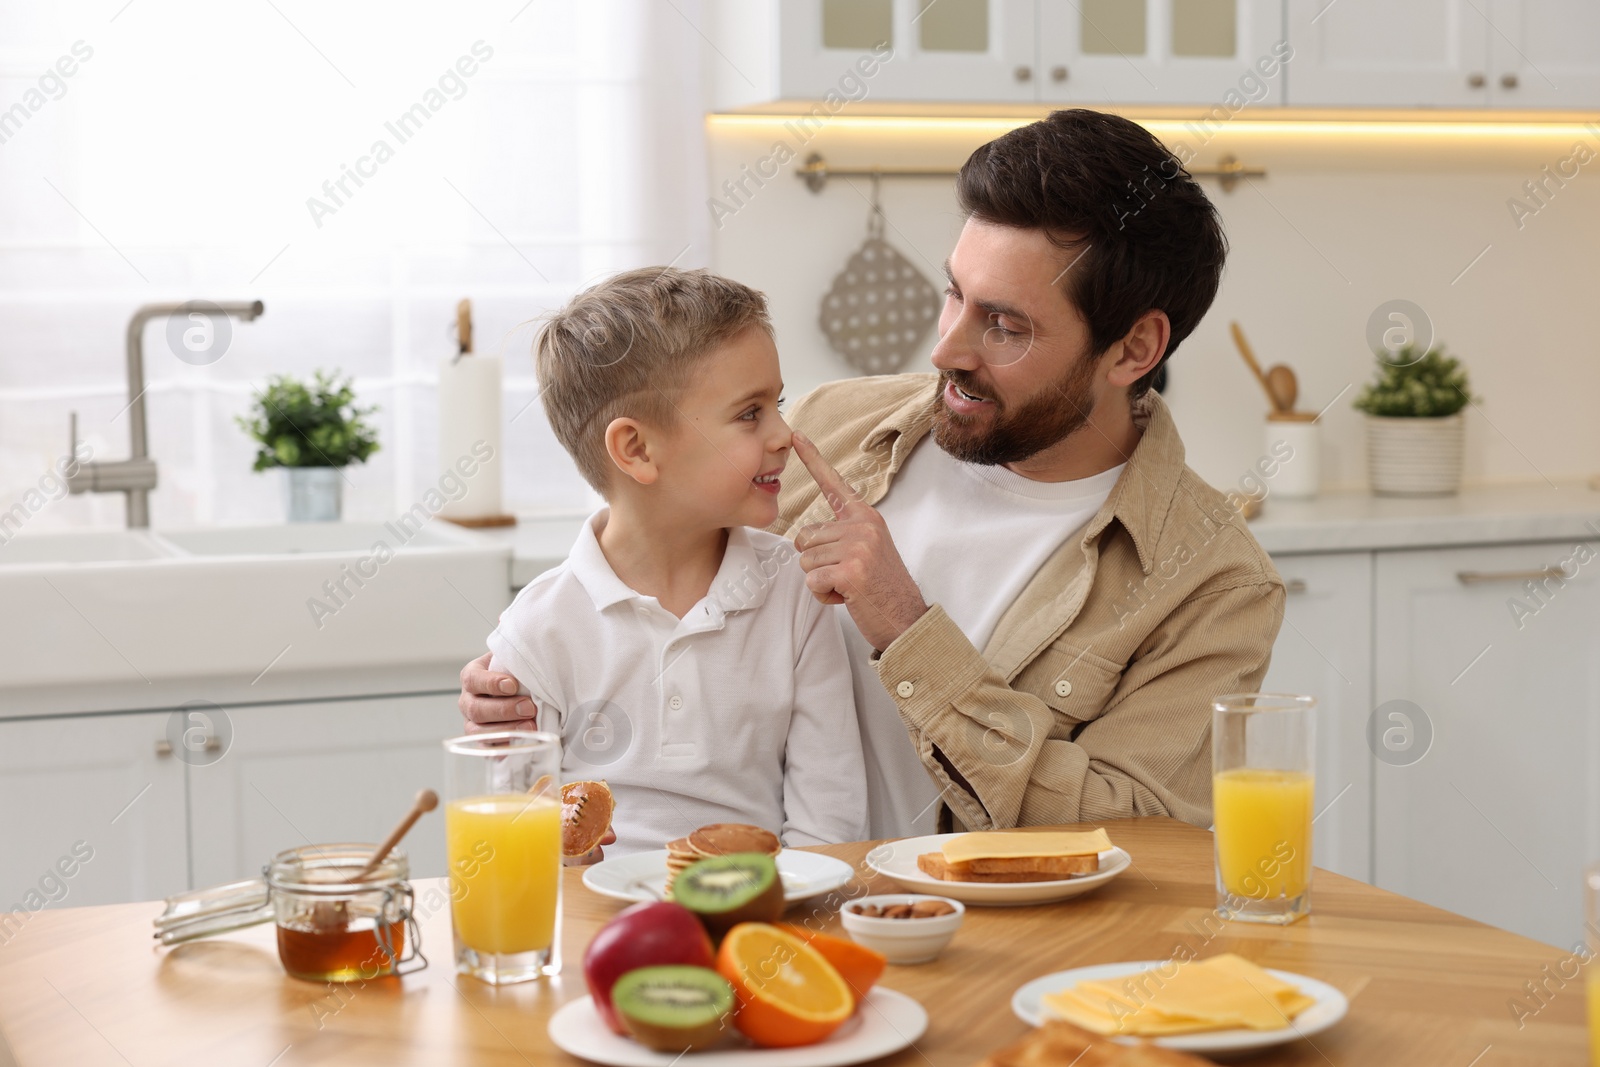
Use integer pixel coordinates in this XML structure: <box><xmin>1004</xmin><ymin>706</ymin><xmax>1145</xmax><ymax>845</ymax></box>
<box><xmin>0</xmin><ymin>1</ymin><xmax>704</xmax><ymax>528</ymax></box>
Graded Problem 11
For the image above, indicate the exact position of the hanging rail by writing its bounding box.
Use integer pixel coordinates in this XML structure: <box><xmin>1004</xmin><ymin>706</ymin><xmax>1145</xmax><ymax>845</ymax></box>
<box><xmin>795</xmin><ymin>151</ymin><xmax>1264</xmax><ymax>194</ymax></box>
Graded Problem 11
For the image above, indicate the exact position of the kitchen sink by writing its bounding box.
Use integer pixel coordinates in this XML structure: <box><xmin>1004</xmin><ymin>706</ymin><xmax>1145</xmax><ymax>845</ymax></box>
<box><xmin>0</xmin><ymin>529</ymin><xmax>177</xmax><ymax>564</ymax></box>
<box><xmin>0</xmin><ymin>520</ymin><xmax>511</xmax><ymax>701</ymax></box>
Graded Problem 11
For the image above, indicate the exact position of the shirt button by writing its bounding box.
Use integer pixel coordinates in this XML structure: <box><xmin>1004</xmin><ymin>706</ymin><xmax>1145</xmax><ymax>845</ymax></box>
<box><xmin>668</xmin><ymin>695</ymin><xmax>683</xmax><ymax>710</ymax></box>
<box><xmin>1054</xmin><ymin>680</ymin><xmax>1073</xmax><ymax>698</ymax></box>
<box><xmin>895</xmin><ymin>680</ymin><xmax>915</xmax><ymax>699</ymax></box>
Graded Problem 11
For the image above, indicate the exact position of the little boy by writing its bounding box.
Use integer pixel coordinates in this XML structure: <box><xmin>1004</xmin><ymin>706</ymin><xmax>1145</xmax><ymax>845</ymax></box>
<box><xmin>485</xmin><ymin>267</ymin><xmax>868</xmax><ymax>858</ymax></box>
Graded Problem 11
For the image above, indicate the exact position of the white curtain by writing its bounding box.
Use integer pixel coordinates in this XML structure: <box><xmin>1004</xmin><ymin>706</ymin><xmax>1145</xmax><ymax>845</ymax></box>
<box><xmin>0</xmin><ymin>0</ymin><xmax>709</xmax><ymax>528</ymax></box>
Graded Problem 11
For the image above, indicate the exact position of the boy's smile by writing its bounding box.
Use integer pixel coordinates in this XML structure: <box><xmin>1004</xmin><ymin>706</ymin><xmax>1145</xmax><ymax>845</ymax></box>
<box><xmin>753</xmin><ymin>467</ymin><xmax>783</xmax><ymax>495</ymax></box>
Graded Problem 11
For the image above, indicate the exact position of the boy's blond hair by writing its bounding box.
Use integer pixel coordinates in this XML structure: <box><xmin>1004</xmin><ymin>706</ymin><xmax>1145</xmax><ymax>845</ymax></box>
<box><xmin>536</xmin><ymin>267</ymin><xmax>773</xmax><ymax>494</ymax></box>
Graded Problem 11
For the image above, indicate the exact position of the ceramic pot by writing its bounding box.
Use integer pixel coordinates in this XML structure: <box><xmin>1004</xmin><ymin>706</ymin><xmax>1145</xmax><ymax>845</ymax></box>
<box><xmin>1365</xmin><ymin>413</ymin><xmax>1464</xmax><ymax>496</ymax></box>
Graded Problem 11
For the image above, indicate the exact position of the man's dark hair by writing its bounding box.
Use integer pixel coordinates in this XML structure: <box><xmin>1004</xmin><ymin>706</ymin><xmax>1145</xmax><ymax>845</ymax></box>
<box><xmin>955</xmin><ymin>108</ymin><xmax>1227</xmax><ymax>399</ymax></box>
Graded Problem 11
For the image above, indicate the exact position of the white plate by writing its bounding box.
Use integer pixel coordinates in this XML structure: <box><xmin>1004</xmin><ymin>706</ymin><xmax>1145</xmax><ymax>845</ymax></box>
<box><xmin>864</xmin><ymin>833</ymin><xmax>1130</xmax><ymax>906</ymax></box>
<box><xmin>547</xmin><ymin>988</ymin><xmax>928</xmax><ymax>1067</ymax></box>
<box><xmin>583</xmin><ymin>849</ymin><xmax>855</xmax><ymax>907</ymax></box>
<box><xmin>1011</xmin><ymin>960</ymin><xmax>1349</xmax><ymax>1054</ymax></box>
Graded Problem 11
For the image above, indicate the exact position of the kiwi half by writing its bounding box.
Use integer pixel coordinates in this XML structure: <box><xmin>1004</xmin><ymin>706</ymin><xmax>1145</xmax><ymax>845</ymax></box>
<box><xmin>612</xmin><ymin>965</ymin><xmax>734</xmax><ymax>1052</ymax></box>
<box><xmin>671</xmin><ymin>852</ymin><xmax>784</xmax><ymax>939</ymax></box>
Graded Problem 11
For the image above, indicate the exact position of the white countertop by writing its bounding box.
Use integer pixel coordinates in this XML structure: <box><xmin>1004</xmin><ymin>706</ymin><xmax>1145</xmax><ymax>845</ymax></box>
<box><xmin>482</xmin><ymin>481</ymin><xmax>1600</xmax><ymax>585</ymax></box>
<box><xmin>1248</xmin><ymin>480</ymin><xmax>1600</xmax><ymax>554</ymax></box>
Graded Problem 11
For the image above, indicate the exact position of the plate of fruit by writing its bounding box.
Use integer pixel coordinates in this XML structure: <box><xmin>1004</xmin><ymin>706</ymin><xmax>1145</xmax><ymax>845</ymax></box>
<box><xmin>583</xmin><ymin>824</ymin><xmax>854</xmax><ymax>907</ymax></box>
<box><xmin>551</xmin><ymin>852</ymin><xmax>927</xmax><ymax>1066</ymax></box>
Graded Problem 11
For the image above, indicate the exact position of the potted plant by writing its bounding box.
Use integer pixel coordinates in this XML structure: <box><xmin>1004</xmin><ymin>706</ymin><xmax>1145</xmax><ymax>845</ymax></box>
<box><xmin>1352</xmin><ymin>344</ymin><xmax>1475</xmax><ymax>496</ymax></box>
<box><xmin>237</xmin><ymin>371</ymin><xmax>379</xmax><ymax>521</ymax></box>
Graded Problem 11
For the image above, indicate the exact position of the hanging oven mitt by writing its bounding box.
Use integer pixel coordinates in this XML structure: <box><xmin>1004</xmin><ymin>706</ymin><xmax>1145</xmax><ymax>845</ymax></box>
<box><xmin>818</xmin><ymin>182</ymin><xmax>941</xmax><ymax>375</ymax></box>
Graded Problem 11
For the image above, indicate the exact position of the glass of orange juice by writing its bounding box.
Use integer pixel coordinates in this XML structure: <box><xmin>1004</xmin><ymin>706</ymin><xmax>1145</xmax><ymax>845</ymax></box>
<box><xmin>1212</xmin><ymin>693</ymin><xmax>1315</xmax><ymax>924</ymax></box>
<box><xmin>443</xmin><ymin>731</ymin><xmax>562</xmax><ymax>984</ymax></box>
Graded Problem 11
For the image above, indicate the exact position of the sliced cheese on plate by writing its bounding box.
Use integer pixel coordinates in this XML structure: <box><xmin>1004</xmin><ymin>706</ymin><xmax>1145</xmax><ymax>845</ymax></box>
<box><xmin>941</xmin><ymin>828</ymin><xmax>1113</xmax><ymax>863</ymax></box>
<box><xmin>1041</xmin><ymin>953</ymin><xmax>1315</xmax><ymax>1036</ymax></box>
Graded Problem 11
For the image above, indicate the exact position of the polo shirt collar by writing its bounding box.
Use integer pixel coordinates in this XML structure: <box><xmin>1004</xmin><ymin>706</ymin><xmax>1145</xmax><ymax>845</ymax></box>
<box><xmin>569</xmin><ymin>509</ymin><xmax>639</xmax><ymax>611</ymax></box>
<box><xmin>569</xmin><ymin>509</ymin><xmax>777</xmax><ymax>615</ymax></box>
<box><xmin>708</xmin><ymin>525</ymin><xmax>779</xmax><ymax>614</ymax></box>
<box><xmin>856</xmin><ymin>377</ymin><xmax>1185</xmax><ymax>576</ymax></box>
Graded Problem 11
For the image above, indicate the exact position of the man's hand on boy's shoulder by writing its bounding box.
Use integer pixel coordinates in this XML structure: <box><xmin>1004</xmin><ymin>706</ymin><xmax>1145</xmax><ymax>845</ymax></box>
<box><xmin>791</xmin><ymin>433</ymin><xmax>928</xmax><ymax>652</ymax></box>
<box><xmin>458</xmin><ymin>652</ymin><xmax>540</xmax><ymax>733</ymax></box>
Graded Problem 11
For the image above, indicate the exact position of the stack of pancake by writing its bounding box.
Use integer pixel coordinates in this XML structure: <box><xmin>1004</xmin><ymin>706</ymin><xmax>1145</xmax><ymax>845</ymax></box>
<box><xmin>665</xmin><ymin>823</ymin><xmax>782</xmax><ymax>896</ymax></box>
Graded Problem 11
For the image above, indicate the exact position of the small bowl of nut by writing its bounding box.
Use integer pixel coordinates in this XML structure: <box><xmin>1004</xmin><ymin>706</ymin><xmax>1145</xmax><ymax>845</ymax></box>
<box><xmin>839</xmin><ymin>893</ymin><xmax>965</xmax><ymax>964</ymax></box>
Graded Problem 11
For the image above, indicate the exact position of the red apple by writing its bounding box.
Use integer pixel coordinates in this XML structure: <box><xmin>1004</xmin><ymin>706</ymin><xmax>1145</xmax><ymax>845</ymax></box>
<box><xmin>582</xmin><ymin>901</ymin><xmax>715</xmax><ymax>1035</ymax></box>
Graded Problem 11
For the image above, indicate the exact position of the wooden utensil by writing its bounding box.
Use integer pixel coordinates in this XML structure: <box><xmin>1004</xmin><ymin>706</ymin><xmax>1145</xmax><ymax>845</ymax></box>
<box><xmin>348</xmin><ymin>789</ymin><xmax>439</xmax><ymax>884</ymax></box>
<box><xmin>309</xmin><ymin>789</ymin><xmax>438</xmax><ymax>929</ymax></box>
<box><xmin>1265</xmin><ymin>363</ymin><xmax>1298</xmax><ymax>412</ymax></box>
<box><xmin>1229</xmin><ymin>321</ymin><xmax>1283</xmax><ymax>413</ymax></box>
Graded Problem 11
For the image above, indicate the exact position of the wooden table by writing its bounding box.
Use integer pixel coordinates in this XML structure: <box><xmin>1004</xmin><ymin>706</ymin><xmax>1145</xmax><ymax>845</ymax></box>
<box><xmin>0</xmin><ymin>817</ymin><xmax>1586</xmax><ymax>1066</ymax></box>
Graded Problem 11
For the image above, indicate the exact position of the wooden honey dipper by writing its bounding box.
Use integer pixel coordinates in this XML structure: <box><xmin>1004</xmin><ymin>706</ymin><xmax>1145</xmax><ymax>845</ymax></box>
<box><xmin>348</xmin><ymin>789</ymin><xmax>439</xmax><ymax>883</ymax></box>
<box><xmin>311</xmin><ymin>789</ymin><xmax>438</xmax><ymax>929</ymax></box>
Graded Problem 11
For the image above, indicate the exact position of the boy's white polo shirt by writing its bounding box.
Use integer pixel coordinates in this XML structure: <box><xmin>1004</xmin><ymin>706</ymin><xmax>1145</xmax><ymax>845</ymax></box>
<box><xmin>487</xmin><ymin>509</ymin><xmax>868</xmax><ymax>857</ymax></box>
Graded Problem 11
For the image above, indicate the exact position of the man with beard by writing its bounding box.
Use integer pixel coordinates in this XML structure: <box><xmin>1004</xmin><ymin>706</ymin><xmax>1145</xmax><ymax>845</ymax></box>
<box><xmin>456</xmin><ymin>109</ymin><xmax>1285</xmax><ymax>841</ymax></box>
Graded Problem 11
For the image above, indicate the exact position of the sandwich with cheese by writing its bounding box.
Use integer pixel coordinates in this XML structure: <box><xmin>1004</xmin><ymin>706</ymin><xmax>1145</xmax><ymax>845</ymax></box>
<box><xmin>917</xmin><ymin>829</ymin><xmax>1112</xmax><ymax>883</ymax></box>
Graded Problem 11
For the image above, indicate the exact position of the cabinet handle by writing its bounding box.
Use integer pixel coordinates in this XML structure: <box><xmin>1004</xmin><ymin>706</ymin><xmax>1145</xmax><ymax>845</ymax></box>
<box><xmin>1051</xmin><ymin>65</ymin><xmax>1068</xmax><ymax>82</ymax></box>
<box><xmin>1500</xmin><ymin>72</ymin><xmax>1519</xmax><ymax>89</ymax></box>
<box><xmin>1456</xmin><ymin>567</ymin><xmax>1567</xmax><ymax>585</ymax></box>
<box><xmin>155</xmin><ymin>740</ymin><xmax>173</xmax><ymax>757</ymax></box>
<box><xmin>1014</xmin><ymin>65</ymin><xmax>1032</xmax><ymax>82</ymax></box>
<box><xmin>1285</xmin><ymin>579</ymin><xmax>1308</xmax><ymax>594</ymax></box>
<box><xmin>1467</xmin><ymin>72</ymin><xmax>1486</xmax><ymax>88</ymax></box>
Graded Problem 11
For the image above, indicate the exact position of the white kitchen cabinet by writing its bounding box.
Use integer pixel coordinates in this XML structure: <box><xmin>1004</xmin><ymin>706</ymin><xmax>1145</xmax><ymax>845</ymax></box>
<box><xmin>1371</xmin><ymin>540</ymin><xmax>1600</xmax><ymax>949</ymax></box>
<box><xmin>1037</xmin><ymin>0</ymin><xmax>1286</xmax><ymax>105</ymax></box>
<box><xmin>1484</xmin><ymin>0</ymin><xmax>1600</xmax><ymax>108</ymax></box>
<box><xmin>742</xmin><ymin>0</ymin><xmax>1600</xmax><ymax>108</ymax></box>
<box><xmin>187</xmin><ymin>694</ymin><xmax>460</xmax><ymax>890</ymax></box>
<box><xmin>1287</xmin><ymin>0</ymin><xmax>1600</xmax><ymax>108</ymax></box>
<box><xmin>1260</xmin><ymin>552</ymin><xmax>1374</xmax><ymax>885</ymax></box>
<box><xmin>0</xmin><ymin>712</ymin><xmax>187</xmax><ymax>911</ymax></box>
<box><xmin>1285</xmin><ymin>0</ymin><xmax>1489</xmax><ymax>107</ymax></box>
<box><xmin>770</xmin><ymin>0</ymin><xmax>1283</xmax><ymax>105</ymax></box>
<box><xmin>778</xmin><ymin>0</ymin><xmax>1038</xmax><ymax>103</ymax></box>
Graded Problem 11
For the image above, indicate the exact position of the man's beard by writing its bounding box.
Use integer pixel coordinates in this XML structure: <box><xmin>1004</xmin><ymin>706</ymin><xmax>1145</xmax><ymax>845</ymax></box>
<box><xmin>931</xmin><ymin>353</ymin><xmax>1101</xmax><ymax>466</ymax></box>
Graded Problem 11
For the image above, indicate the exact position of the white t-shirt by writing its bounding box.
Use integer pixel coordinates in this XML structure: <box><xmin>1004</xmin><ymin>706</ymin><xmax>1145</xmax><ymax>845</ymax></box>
<box><xmin>838</xmin><ymin>437</ymin><xmax>1126</xmax><ymax>838</ymax></box>
<box><xmin>487</xmin><ymin>509</ymin><xmax>869</xmax><ymax>856</ymax></box>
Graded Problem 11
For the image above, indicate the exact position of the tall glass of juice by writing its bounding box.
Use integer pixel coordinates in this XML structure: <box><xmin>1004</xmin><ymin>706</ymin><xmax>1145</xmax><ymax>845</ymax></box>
<box><xmin>1212</xmin><ymin>693</ymin><xmax>1316</xmax><ymax>924</ymax></box>
<box><xmin>443</xmin><ymin>731</ymin><xmax>562</xmax><ymax>984</ymax></box>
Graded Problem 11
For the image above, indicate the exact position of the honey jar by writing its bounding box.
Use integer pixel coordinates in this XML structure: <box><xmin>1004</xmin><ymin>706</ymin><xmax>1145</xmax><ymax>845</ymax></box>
<box><xmin>266</xmin><ymin>843</ymin><xmax>424</xmax><ymax>982</ymax></box>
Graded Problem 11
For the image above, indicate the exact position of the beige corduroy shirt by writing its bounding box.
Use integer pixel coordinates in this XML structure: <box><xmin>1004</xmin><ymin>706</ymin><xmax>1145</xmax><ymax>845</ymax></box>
<box><xmin>773</xmin><ymin>372</ymin><xmax>1285</xmax><ymax>832</ymax></box>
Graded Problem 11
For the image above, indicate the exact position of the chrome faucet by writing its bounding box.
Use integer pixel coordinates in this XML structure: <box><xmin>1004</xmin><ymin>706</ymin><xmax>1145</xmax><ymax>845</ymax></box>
<box><xmin>69</xmin><ymin>300</ymin><xmax>264</xmax><ymax>528</ymax></box>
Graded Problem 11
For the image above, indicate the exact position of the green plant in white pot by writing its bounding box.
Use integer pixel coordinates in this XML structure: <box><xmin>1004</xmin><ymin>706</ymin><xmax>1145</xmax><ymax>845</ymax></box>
<box><xmin>237</xmin><ymin>371</ymin><xmax>379</xmax><ymax>521</ymax></box>
<box><xmin>1352</xmin><ymin>345</ymin><xmax>1476</xmax><ymax>496</ymax></box>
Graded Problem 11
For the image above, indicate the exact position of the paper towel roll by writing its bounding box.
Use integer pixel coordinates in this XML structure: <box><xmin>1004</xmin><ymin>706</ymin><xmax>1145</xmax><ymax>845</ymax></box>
<box><xmin>438</xmin><ymin>354</ymin><xmax>504</xmax><ymax>520</ymax></box>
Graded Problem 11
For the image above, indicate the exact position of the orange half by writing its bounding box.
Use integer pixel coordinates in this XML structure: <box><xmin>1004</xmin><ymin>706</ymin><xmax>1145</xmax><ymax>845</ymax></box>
<box><xmin>777</xmin><ymin>924</ymin><xmax>885</xmax><ymax>1007</ymax></box>
<box><xmin>715</xmin><ymin>923</ymin><xmax>854</xmax><ymax>1048</ymax></box>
